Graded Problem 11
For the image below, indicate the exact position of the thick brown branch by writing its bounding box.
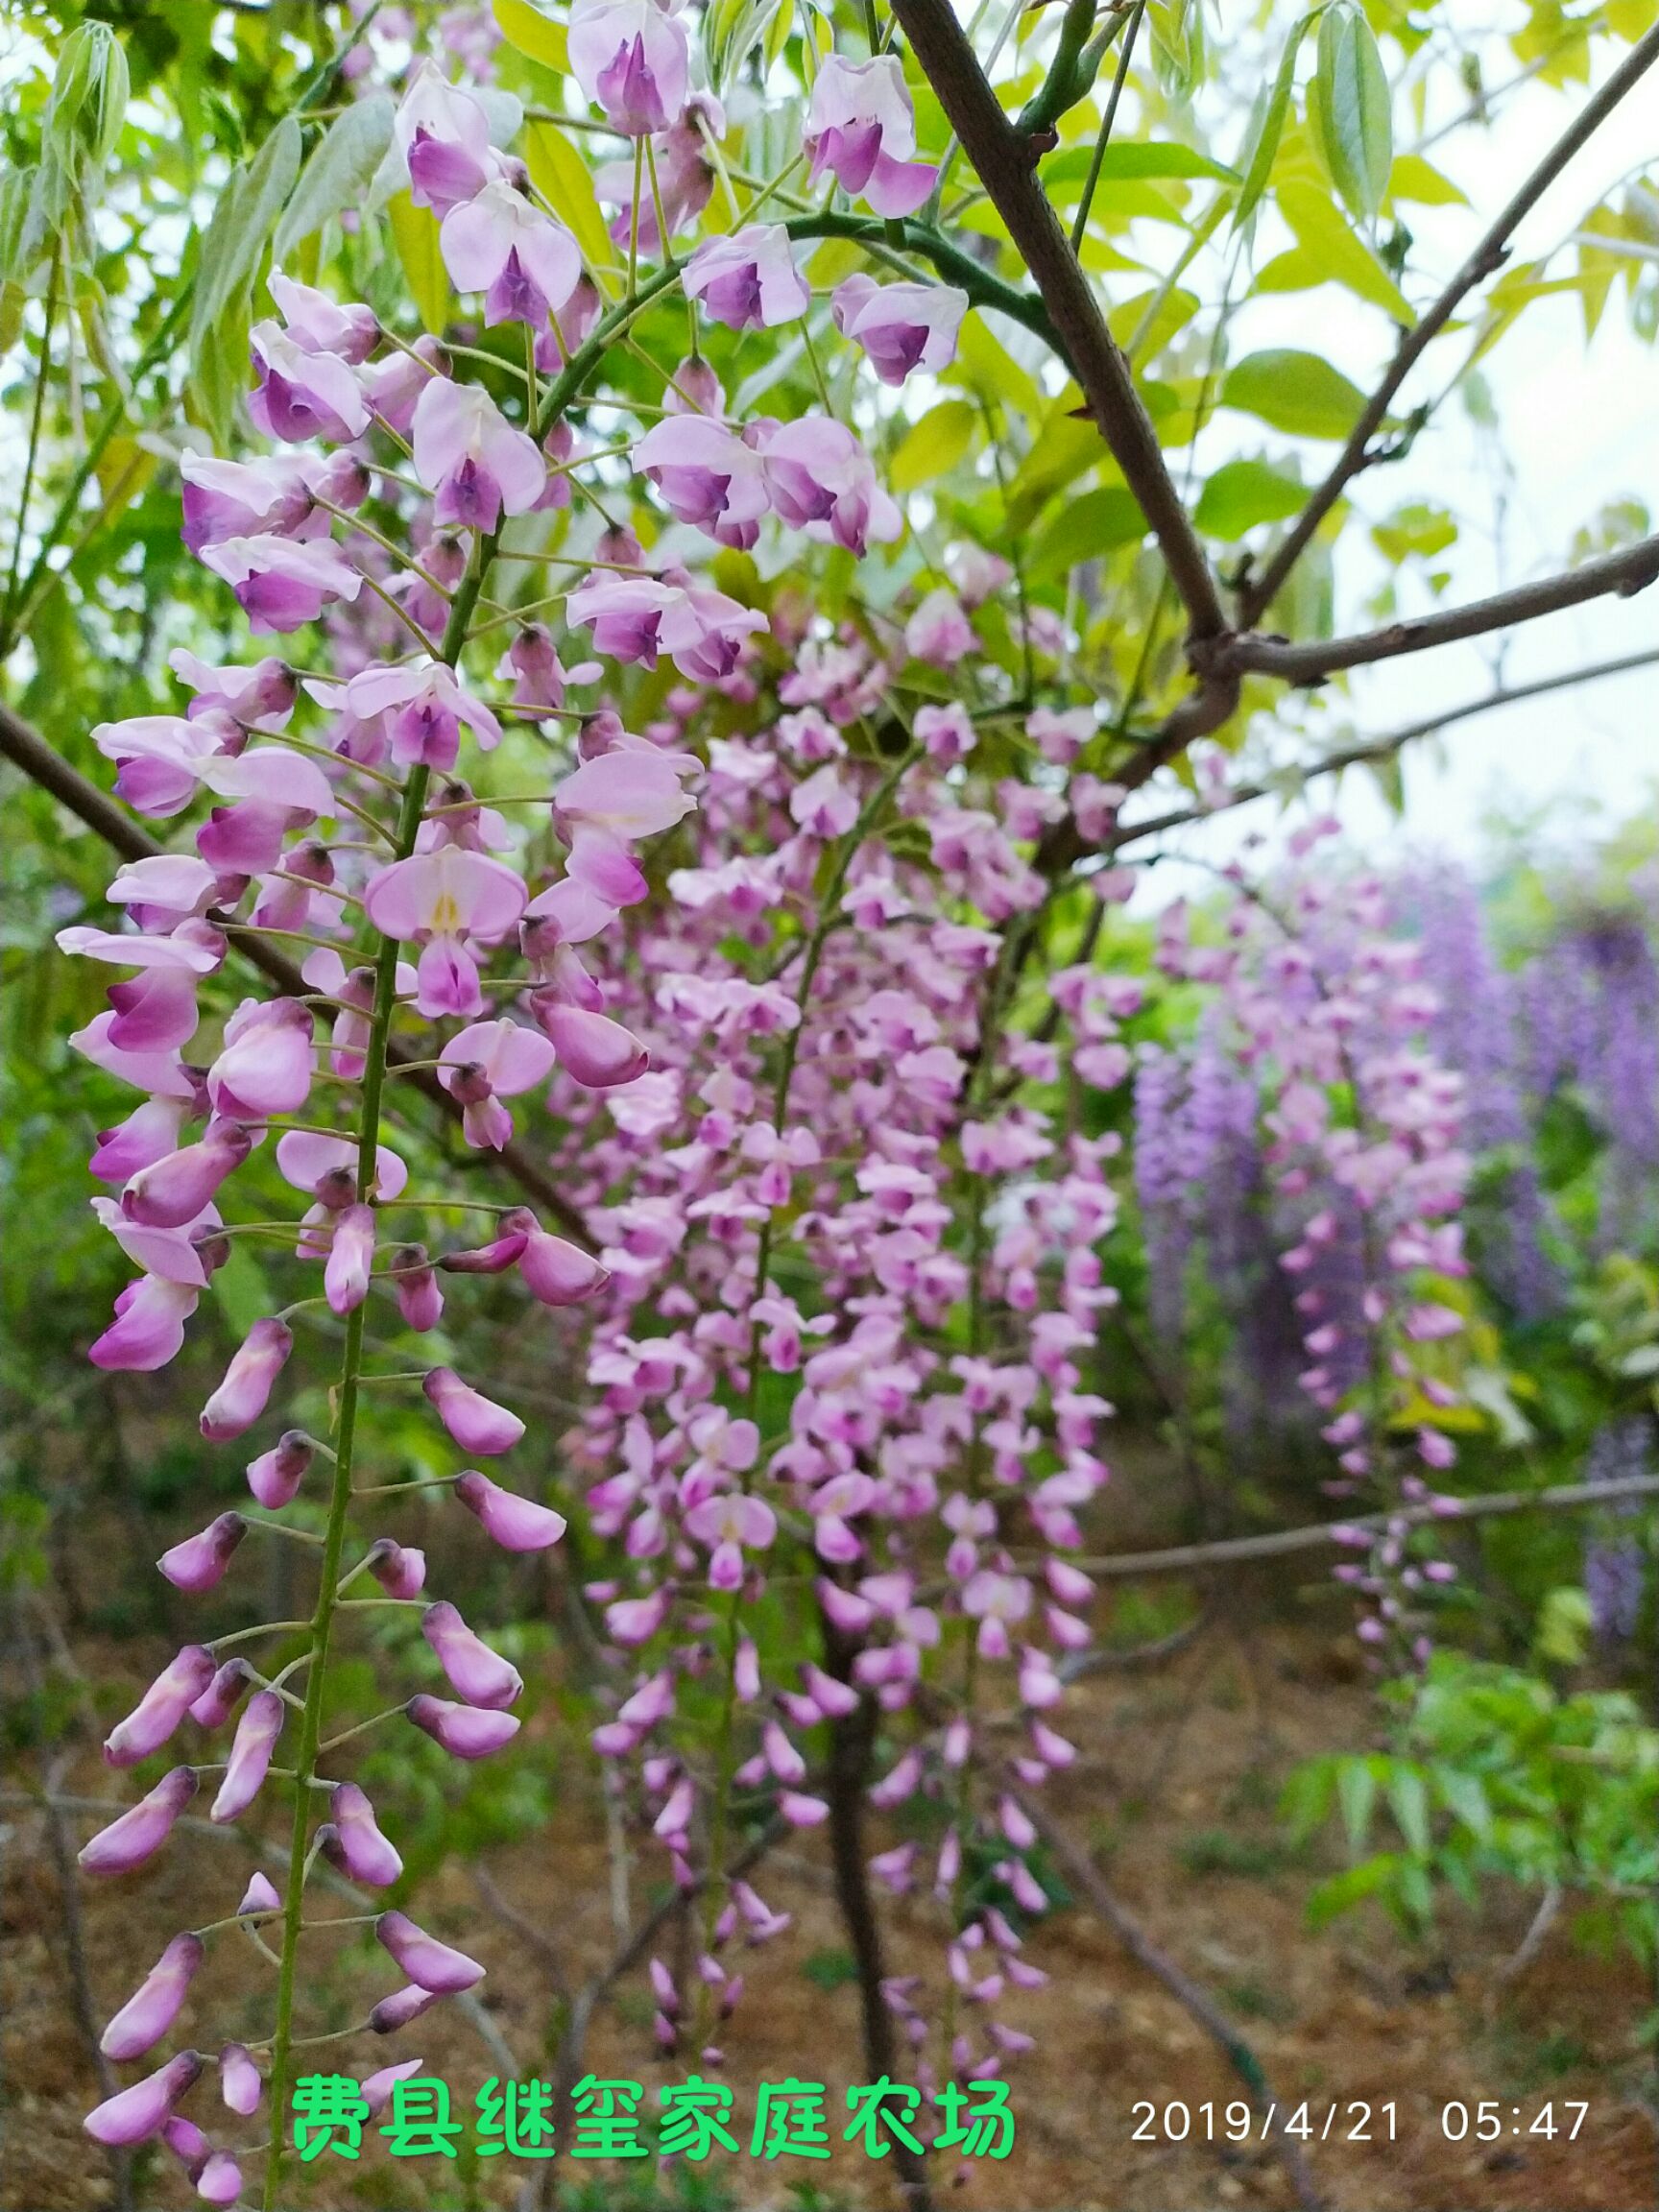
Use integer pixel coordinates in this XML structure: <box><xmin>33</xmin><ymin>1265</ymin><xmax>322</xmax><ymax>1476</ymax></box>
<box><xmin>0</xmin><ymin>699</ymin><xmax>589</xmax><ymax>1242</ymax></box>
<box><xmin>819</xmin><ymin>1602</ymin><xmax>934</xmax><ymax>2211</ymax></box>
<box><xmin>1241</xmin><ymin>19</ymin><xmax>1659</xmax><ymax>623</ymax></box>
<box><xmin>1066</xmin><ymin>1473</ymin><xmax>1659</xmax><ymax>1582</ymax></box>
<box><xmin>1204</xmin><ymin>532</ymin><xmax>1659</xmax><ymax>686</ymax></box>
<box><xmin>887</xmin><ymin>0</ymin><xmax>1226</xmax><ymax>644</ymax></box>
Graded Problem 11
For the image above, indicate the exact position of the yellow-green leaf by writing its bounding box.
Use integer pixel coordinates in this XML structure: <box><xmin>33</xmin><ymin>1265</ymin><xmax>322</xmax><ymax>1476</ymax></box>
<box><xmin>493</xmin><ymin>0</ymin><xmax>569</xmax><ymax>71</ymax></box>
<box><xmin>388</xmin><ymin>189</ymin><xmax>449</xmax><ymax>335</ymax></box>
<box><xmin>946</xmin><ymin>313</ymin><xmax>1041</xmax><ymax>425</ymax></box>
<box><xmin>1278</xmin><ymin>182</ymin><xmax>1412</xmax><ymax>320</ymax></box>
<box><xmin>524</xmin><ymin>118</ymin><xmax>618</xmax><ymax>278</ymax></box>
<box><xmin>1387</xmin><ymin>151</ymin><xmax>1466</xmax><ymax>206</ymax></box>
<box><xmin>1220</xmin><ymin>349</ymin><xmax>1367</xmax><ymax>440</ymax></box>
<box><xmin>890</xmin><ymin>399</ymin><xmax>977</xmax><ymax>492</ymax></box>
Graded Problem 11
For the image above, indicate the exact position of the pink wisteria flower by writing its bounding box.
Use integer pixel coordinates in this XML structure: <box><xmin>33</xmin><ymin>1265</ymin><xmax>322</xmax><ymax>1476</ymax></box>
<box><xmin>438</xmin><ymin>1018</ymin><xmax>556</xmax><ymax>1148</ymax></box>
<box><xmin>198</xmin><ymin>536</ymin><xmax>365</xmax><ymax>633</ymax></box>
<box><xmin>804</xmin><ymin>56</ymin><xmax>937</xmax><ymax>216</ymax></box>
<box><xmin>568</xmin><ymin>0</ymin><xmax>690</xmax><ymax>134</ymax></box>
<box><xmin>593</xmin><ymin>95</ymin><xmax>722</xmax><ymax>248</ymax></box>
<box><xmin>759</xmin><ymin>419</ymin><xmax>901</xmax><ymax>556</ymax></box>
<box><xmin>395</xmin><ymin>63</ymin><xmax>506</xmax><ymax>213</ymax></box>
<box><xmin>684</xmin><ymin>225</ymin><xmax>808</xmax><ymax>330</ymax></box>
<box><xmin>440</xmin><ymin>179</ymin><xmax>584</xmax><ymax>326</ymax></box>
<box><xmin>248</xmin><ymin>323</ymin><xmax>371</xmax><ymax>445</ymax></box>
<box><xmin>411</xmin><ymin>377</ymin><xmax>546</xmax><ymax>531</ymax></box>
<box><xmin>304</xmin><ymin>658</ymin><xmax>502</xmax><ymax>772</ymax></box>
<box><xmin>683</xmin><ymin>1490</ymin><xmax>777</xmax><ymax>1591</ymax></box>
<box><xmin>635</xmin><ymin>415</ymin><xmax>769</xmax><ymax>545</ymax></box>
<box><xmin>565</xmin><ymin>575</ymin><xmax>767</xmax><ymax>680</ymax></box>
<box><xmin>831</xmin><ymin>273</ymin><xmax>967</xmax><ymax>385</ymax></box>
<box><xmin>363</xmin><ymin>847</ymin><xmax>527</xmax><ymax>1017</ymax></box>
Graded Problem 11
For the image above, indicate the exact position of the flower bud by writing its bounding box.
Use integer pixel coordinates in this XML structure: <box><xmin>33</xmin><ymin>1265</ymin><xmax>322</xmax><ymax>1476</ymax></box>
<box><xmin>247</xmin><ymin>1429</ymin><xmax>313</xmax><ymax>1508</ymax></box>
<box><xmin>437</xmin><ymin>1230</ymin><xmax>528</xmax><ymax>1275</ymax></box>
<box><xmin>101</xmin><ymin>1934</ymin><xmax>204</xmax><ymax>2061</ymax></box>
<box><xmin>237</xmin><ymin>1871</ymin><xmax>280</xmax><ymax>1917</ymax></box>
<box><xmin>392</xmin><ymin>1244</ymin><xmax>444</xmax><ymax>1331</ymax></box>
<box><xmin>423</xmin><ymin>1366</ymin><xmax>525</xmax><ymax>1455</ymax></box>
<box><xmin>158</xmin><ymin>1513</ymin><xmax>248</xmax><ymax>1593</ymax></box>
<box><xmin>105</xmin><ymin>1647</ymin><xmax>216</xmax><ymax>1767</ymax></box>
<box><xmin>190</xmin><ymin>1659</ymin><xmax>252</xmax><ymax>1730</ymax></box>
<box><xmin>360</xmin><ymin>2057</ymin><xmax>423</xmax><ymax>2116</ymax></box>
<box><xmin>219</xmin><ymin>2043</ymin><xmax>262</xmax><ymax>2116</ymax></box>
<box><xmin>517</xmin><ymin>1226</ymin><xmax>610</xmax><ymax>1307</ymax></box>
<box><xmin>121</xmin><ymin>1129</ymin><xmax>252</xmax><ymax>1230</ymax></box>
<box><xmin>325</xmin><ymin>1202</ymin><xmax>375</xmax><ymax>1315</ymax></box>
<box><xmin>195</xmin><ymin>2152</ymin><xmax>242</xmax><ymax>2207</ymax></box>
<box><xmin>421</xmin><ymin>1601</ymin><xmax>522</xmax><ymax>1710</ymax></box>
<box><xmin>406</xmin><ymin>1693</ymin><xmax>521</xmax><ymax>1760</ymax></box>
<box><xmin>322</xmin><ymin>1781</ymin><xmax>403</xmax><ymax>1887</ymax></box>
<box><xmin>365</xmin><ymin>1536</ymin><xmax>426</xmax><ymax>1600</ymax></box>
<box><xmin>375</xmin><ymin>1910</ymin><xmax>486</xmax><ymax>1993</ymax></box>
<box><xmin>210</xmin><ymin>1689</ymin><xmax>283</xmax><ymax>1821</ymax></box>
<box><xmin>453</xmin><ymin>1469</ymin><xmax>565</xmax><ymax>1551</ymax></box>
<box><xmin>201</xmin><ymin>1317</ymin><xmax>292</xmax><ymax>1442</ymax></box>
<box><xmin>84</xmin><ymin>2051</ymin><xmax>203</xmax><ymax>2145</ymax></box>
<box><xmin>369</xmin><ymin>1984</ymin><xmax>443</xmax><ymax>2034</ymax></box>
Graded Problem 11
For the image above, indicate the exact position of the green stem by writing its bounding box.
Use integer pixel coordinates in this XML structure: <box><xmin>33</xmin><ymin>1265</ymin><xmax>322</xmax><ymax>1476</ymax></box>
<box><xmin>1070</xmin><ymin>0</ymin><xmax>1144</xmax><ymax>250</ymax></box>
<box><xmin>1</xmin><ymin>246</ymin><xmax>63</xmax><ymax>657</ymax></box>
<box><xmin>259</xmin><ymin>766</ymin><xmax>427</xmax><ymax>2211</ymax></box>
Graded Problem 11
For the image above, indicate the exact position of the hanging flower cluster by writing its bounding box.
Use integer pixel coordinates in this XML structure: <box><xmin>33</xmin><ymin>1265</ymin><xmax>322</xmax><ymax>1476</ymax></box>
<box><xmin>59</xmin><ymin>20</ymin><xmax>988</xmax><ymax>2193</ymax></box>
<box><xmin>437</xmin><ymin>586</ymin><xmax>1141</xmax><ymax>2093</ymax></box>
<box><xmin>1138</xmin><ymin>833</ymin><xmax>1476</xmax><ymax>1655</ymax></box>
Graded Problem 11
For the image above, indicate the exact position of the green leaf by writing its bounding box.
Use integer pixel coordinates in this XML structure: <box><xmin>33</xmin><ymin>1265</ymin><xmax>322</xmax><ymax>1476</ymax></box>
<box><xmin>1337</xmin><ymin>1757</ymin><xmax>1378</xmax><ymax>1852</ymax></box>
<box><xmin>1275</xmin><ymin>182</ymin><xmax>1412</xmax><ymax>319</ymax></box>
<box><xmin>1026</xmin><ymin>485</ymin><xmax>1146</xmax><ymax>580</ymax></box>
<box><xmin>388</xmin><ymin>189</ymin><xmax>450</xmax><ymax>336</ymax></box>
<box><xmin>1371</xmin><ymin>500</ymin><xmax>1456</xmax><ymax>562</ymax></box>
<box><xmin>1434</xmin><ymin>1767</ymin><xmax>1493</xmax><ymax>1843</ymax></box>
<box><xmin>273</xmin><ymin>96</ymin><xmax>395</xmax><ymax>260</ymax></box>
<box><xmin>493</xmin><ymin>0</ymin><xmax>570</xmax><ymax>71</ymax></box>
<box><xmin>524</xmin><ymin>120</ymin><xmax>618</xmax><ymax>278</ymax></box>
<box><xmin>1314</xmin><ymin>5</ymin><xmax>1392</xmax><ymax>223</ymax></box>
<box><xmin>189</xmin><ymin>116</ymin><xmax>303</xmax><ymax>347</ymax></box>
<box><xmin>890</xmin><ymin>398</ymin><xmax>977</xmax><ymax>491</ymax></box>
<box><xmin>187</xmin><ymin>117</ymin><xmax>302</xmax><ymax>445</ymax></box>
<box><xmin>1220</xmin><ymin>349</ymin><xmax>1367</xmax><ymax>440</ymax></box>
<box><xmin>1307</xmin><ymin>1853</ymin><xmax>1396</xmax><ymax>1929</ymax></box>
<box><xmin>707</xmin><ymin>0</ymin><xmax>789</xmax><ymax>94</ymax></box>
<box><xmin>1193</xmin><ymin>458</ymin><xmax>1306</xmax><ymax>539</ymax></box>
<box><xmin>1384</xmin><ymin>1764</ymin><xmax>1431</xmax><ymax>1856</ymax></box>
<box><xmin>1235</xmin><ymin>11</ymin><xmax>1318</xmax><ymax>229</ymax></box>
<box><xmin>1044</xmin><ymin>142</ymin><xmax>1238</xmax><ymax>189</ymax></box>
<box><xmin>46</xmin><ymin>23</ymin><xmax>130</xmax><ymax>172</ymax></box>
<box><xmin>1388</xmin><ymin>152</ymin><xmax>1466</xmax><ymax>206</ymax></box>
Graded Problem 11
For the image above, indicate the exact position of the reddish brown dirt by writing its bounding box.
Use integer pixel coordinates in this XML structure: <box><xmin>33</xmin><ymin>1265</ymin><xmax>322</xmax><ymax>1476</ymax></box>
<box><xmin>5</xmin><ymin>1607</ymin><xmax>1655</xmax><ymax>2212</ymax></box>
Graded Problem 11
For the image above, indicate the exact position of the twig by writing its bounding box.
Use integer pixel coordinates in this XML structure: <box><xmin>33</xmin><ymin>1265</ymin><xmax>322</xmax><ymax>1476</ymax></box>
<box><xmin>1065</xmin><ymin>1472</ymin><xmax>1659</xmax><ymax>1581</ymax></box>
<box><xmin>1492</xmin><ymin>1883</ymin><xmax>1561</xmax><ymax>1990</ymax></box>
<box><xmin>1105</xmin><ymin>643</ymin><xmax>1659</xmax><ymax>854</ymax></box>
<box><xmin>1240</xmin><ymin>18</ymin><xmax>1659</xmax><ymax>624</ymax></box>
<box><xmin>885</xmin><ymin>0</ymin><xmax>1227</xmax><ymax>645</ymax></box>
<box><xmin>1007</xmin><ymin>1783</ymin><xmax>1325</xmax><ymax>2212</ymax></box>
<box><xmin>1208</xmin><ymin>533</ymin><xmax>1659</xmax><ymax>686</ymax></box>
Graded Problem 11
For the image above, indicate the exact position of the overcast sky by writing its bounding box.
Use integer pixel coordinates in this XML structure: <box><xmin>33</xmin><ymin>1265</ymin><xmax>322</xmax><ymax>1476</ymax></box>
<box><xmin>1125</xmin><ymin>39</ymin><xmax>1658</xmax><ymax>893</ymax></box>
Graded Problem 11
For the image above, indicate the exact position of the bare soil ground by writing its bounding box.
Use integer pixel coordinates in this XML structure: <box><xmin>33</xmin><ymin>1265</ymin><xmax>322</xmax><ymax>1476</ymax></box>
<box><xmin>6</xmin><ymin>1593</ymin><xmax>1656</xmax><ymax>2212</ymax></box>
